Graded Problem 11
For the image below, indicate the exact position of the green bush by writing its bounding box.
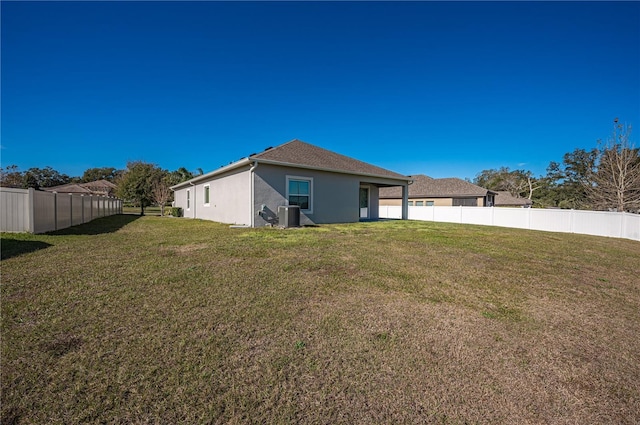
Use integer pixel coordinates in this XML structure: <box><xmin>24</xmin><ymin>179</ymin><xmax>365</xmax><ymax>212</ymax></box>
<box><xmin>171</xmin><ymin>207</ymin><xmax>183</xmax><ymax>217</ymax></box>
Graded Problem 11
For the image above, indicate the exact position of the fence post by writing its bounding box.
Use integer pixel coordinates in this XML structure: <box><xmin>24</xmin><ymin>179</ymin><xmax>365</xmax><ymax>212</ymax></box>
<box><xmin>620</xmin><ymin>212</ymin><xmax>625</xmax><ymax>239</ymax></box>
<box><xmin>570</xmin><ymin>209</ymin><xmax>575</xmax><ymax>234</ymax></box>
<box><xmin>27</xmin><ymin>188</ymin><xmax>35</xmax><ymax>233</ymax></box>
<box><xmin>53</xmin><ymin>192</ymin><xmax>58</xmax><ymax>231</ymax></box>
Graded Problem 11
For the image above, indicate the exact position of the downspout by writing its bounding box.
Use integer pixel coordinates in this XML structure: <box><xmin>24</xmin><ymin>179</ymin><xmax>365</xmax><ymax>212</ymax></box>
<box><xmin>250</xmin><ymin>160</ymin><xmax>259</xmax><ymax>227</ymax></box>
<box><xmin>189</xmin><ymin>181</ymin><xmax>196</xmax><ymax>219</ymax></box>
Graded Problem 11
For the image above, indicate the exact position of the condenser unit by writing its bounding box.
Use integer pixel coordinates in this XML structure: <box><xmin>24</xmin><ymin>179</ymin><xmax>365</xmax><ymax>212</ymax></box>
<box><xmin>278</xmin><ymin>205</ymin><xmax>300</xmax><ymax>228</ymax></box>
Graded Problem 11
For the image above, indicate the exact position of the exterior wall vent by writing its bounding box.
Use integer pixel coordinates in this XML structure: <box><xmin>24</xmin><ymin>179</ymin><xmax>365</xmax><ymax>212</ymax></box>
<box><xmin>278</xmin><ymin>205</ymin><xmax>300</xmax><ymax>228</ymax></box>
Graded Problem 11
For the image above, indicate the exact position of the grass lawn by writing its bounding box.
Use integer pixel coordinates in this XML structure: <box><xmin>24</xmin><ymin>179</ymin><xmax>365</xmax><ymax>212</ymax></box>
<box><xmin>2</xmin><ymin>216</ymin><xmax>639</xmax><ymax>424</ymax></box>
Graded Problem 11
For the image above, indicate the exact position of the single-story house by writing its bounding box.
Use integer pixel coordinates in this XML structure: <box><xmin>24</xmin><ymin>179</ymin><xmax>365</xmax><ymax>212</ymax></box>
<box><xmin>171</xmin><ymin>139</ymin><xmax>411</xmax><ymax>227</ymax></box>
<box><xmin>493</xmin><ymin>191</ymin><xmax>533</xmax><ymax>207</ymax></box>
<box><xmin>379</xmin><ymin>174</ymin><xmax>497</xmax><ymax>207</ymax></box>
<box><xmin>44</xmin><ymin>179</ymin><xmax>117</xmax><ymax>197</ymax></box>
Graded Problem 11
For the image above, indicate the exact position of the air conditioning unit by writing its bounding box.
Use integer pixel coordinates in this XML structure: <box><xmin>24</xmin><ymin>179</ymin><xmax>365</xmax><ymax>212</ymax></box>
<box><xmin>278</xmin><ymin>205</ymin><xmax>300</xmax><ymax>228</ymax></box>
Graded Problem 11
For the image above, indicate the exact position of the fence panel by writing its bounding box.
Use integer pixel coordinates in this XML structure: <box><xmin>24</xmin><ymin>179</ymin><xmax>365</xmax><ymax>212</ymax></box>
<box><xmin>529</xmin><ymin>208</ymin><xmax>572</xmax><ymax>233</ymax></box>
<box><xmin>55</xmin><ymin>193</ymin><xmax>71</xmax><ymax>230</ymax></box>
<box><xmin>1</xmin><ymin>187</ymin><xmax>122</xmax><ymax>233</ymax></box>
<box><xmin>83</xmin><ymin>196</ymin><xmax>93</xmax><ymax>223</ymax></box>
<box><xmin>461</xmin><ymin>206</ymin><xmax>493</xmax><ymax>226</ymax></box>
<box><xmin>71</xmin><ymin>194</ymin><xmax>84</xmax><ymax>226</ymax></box>
<box><xmin>33</xmin><ymin>190</ymin><xmax>57</xmax><ymax>234</ymax></box>
<box><xmin>379</xmin><ymin>205</ymin><xmax>639</xmax><ymax>242</ymax></box>
<box><xmin>622</xmin><ymin>213</ymin><xmax>640</xmax><ymax>241</ymax></box>
<box><xmin>571</xmin><ymin>210</ymin><xmax>621</xmax><ymax>238</ymax></box>
<box><xmin>432</xmin><ymin>206</ymin><xmax>462</xmax><ymax>224</ymax></box>
<box><xmin>0</xmin><ymin>188</ymin><xmax>31</xmax><ymax>232</ymax></box>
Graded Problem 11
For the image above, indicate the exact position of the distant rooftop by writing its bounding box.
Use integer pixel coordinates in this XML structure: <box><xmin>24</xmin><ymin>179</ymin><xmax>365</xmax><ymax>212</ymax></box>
<box><xmin>379</xmin><ymin>174</ymin><xmax>495</xmax><ymax>198</ymax></box>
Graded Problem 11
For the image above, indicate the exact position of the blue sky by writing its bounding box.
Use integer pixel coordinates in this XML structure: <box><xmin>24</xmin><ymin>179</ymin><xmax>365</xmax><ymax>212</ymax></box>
<box><xmin>2</xmin><ymin>1</ymin><xmax>639</xmax><ymax>180</ymax></box>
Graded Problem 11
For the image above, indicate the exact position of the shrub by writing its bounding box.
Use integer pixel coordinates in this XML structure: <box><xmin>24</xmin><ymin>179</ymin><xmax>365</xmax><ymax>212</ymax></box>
<box><xmin>170</xmin><ymin>207</ymin><xmax>183</xmax><ymax>217</ymax></box>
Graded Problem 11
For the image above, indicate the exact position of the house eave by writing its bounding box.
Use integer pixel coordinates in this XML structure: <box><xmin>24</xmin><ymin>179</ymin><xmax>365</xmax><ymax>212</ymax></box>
<box><xmin>170</xmin><ymin>158</ymin><xmax>252</xmax><ymax>190</ymax></box>
<box><xmin>250</xmin><ymin>158</ymin><xmax>411</xmax><ymax>183</ymax></box>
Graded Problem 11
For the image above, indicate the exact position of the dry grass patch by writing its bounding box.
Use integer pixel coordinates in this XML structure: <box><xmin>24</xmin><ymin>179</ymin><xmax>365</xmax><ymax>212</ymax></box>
<box><xmin>2</xmin><ymin>216</ymin><xmax>639</xmax><ymax>424</ymax></box>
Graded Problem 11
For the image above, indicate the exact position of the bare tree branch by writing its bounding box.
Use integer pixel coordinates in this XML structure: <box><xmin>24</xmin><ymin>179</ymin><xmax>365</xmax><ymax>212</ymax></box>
<box><xmin>585</xmin><ymin>122</ymin><xmax>640</xmax><ymax>212</ymax></box>
<box><xmin>152</xmin><ymin>178</ymin><xmax>172</xmax><ymax>216</ymax></box>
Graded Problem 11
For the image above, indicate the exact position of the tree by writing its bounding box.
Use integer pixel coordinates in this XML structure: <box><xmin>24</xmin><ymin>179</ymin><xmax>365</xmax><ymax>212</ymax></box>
<box><xmin>21</xmin><ymin>167</ymin><xmax>71</xmax><ymax>189</ymax></box>
<box><xmin>474</xmin><ymin>167</ymin><xmax>540</xmax><ymax>199</ymax></box>
<box><xmin>151</xmin><ymin>173</ymin><xmax>172</xmax><ymax>216</ymax></box>
<box><xmin>587</xmin><ymin>121</ymin><xmax>640</xmax><ymax>212</ymax></box>
<box><xmin>167</xmin><ymin>167</ymin><xmax>195</xmax><ymax>186</ymax></box>
<box><xmin>550</xmin><ymin>149</ymin><xmax>598</xmax><ymax>209</ymax></box>
<box><xmin>81</xmin><ymin>167</ymin><xmax>118</xmax><ymax>183</ymax></box>
<box><xmin>116</xmin><ymin>161</ymin><xmax>164</xmax><ymax>216</ymax></box>
<box><xmin>0</xmin><ymin>165</ymin><xmax>24</xmax><ymax>188</ymax></box>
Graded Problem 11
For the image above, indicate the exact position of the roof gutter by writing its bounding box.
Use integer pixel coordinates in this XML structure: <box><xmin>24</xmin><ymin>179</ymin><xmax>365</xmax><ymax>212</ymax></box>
<box><xmin>170</xmin><ymin>157</ymin><xmax>252</xmax><ymax>191</ymax></box>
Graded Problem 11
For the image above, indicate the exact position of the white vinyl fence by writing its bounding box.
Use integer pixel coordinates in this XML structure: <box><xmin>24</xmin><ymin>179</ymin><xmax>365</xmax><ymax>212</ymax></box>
<box><xmin>1</xmin><ymin>187</ymin><xmax>122</xmax><ymax>234</ymax></box>
<box><xmin>380</xmin><ymin>205</ymin><xmax>640</xmax><ymax>242</ymax></box>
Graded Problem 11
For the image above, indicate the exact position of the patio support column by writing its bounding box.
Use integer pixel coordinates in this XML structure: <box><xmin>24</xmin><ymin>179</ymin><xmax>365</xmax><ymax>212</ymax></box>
<box><xmin>401</xmin><ymin>184</ymin><xmax>409</xmax><ymax>220</ymax></box>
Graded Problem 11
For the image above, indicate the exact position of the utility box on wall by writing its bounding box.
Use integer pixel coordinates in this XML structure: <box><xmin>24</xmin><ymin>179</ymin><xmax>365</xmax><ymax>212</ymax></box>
<box><xmin>278</xmin><ymin>205</ymin><xmax>300</xmax><ymax>228</ymax></box>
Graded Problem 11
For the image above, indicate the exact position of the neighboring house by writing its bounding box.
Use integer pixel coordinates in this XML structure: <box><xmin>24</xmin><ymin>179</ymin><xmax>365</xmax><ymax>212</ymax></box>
<box><xmin>493</xmin><ymin>191</ymin><xmax>533</xmax><ymax>208</ymax></box>
<box><xmin>379</xmin><ymin>174</ymin><xmax>497</xmax><ymax>207</ymax></box>
<box><xmin>171</xmin><ymin>139</ymin><xmax>411</xmax><ymax>227</ymax></box>
<box><xmin>44</xmin><ymin>179</ymin><xmax>117</xmax><ymax>197</ymax></box>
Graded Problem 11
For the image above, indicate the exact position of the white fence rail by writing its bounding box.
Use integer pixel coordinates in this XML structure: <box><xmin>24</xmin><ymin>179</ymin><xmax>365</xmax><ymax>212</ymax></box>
<box><xmin>1</xmin><ymin>187</ymin><xmax>122</xmax><ymax>234</ymax></box>
<box><xmin>379</xmin><ymin>205</ymin><xmax>640</xmax><ymax>242</ymax></box>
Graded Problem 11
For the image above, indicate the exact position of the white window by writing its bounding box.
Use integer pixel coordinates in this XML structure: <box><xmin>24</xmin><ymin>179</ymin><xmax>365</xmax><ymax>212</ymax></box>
<box><xmin>203</xmin><ymin>185</ymin><xmax>210</xmax><ymax>206</ymax></box>
<box><xmin>186</xmin><ymin>189</ymin><xmax>191</xmax><ymax>210</ymax></box>
<box><xmin>286</xmin><ymin>176</ymin><xmax>313</xmax><ymax>213</ymax></box>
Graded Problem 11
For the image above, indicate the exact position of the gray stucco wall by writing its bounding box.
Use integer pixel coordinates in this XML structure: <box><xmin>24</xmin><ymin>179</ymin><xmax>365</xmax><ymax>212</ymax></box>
<box><xmin>173</xmin><ymin>163</ymin><xmax>407</xmax><ymax>227</ymax></box>
<box><xmin>252</xmin><ymin>164</ymin><xmax>400</xmax><ymax>226</ymax></box>
<box><xmin>173</xmin><ymin>167</ymin><xmax>252</xmax><ymax>225</ymax></box>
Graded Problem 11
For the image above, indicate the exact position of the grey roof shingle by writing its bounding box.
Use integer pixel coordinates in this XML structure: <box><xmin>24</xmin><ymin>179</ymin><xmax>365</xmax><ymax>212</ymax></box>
<box><xmin>44</xmin><ymin>180</ymin><xmax>117</xmax><ymax>196</ymax></box>
<box><xmin>494</xmin><ymin>191</ymin><xmax>533</xmax><ymax>206</ymax></box>
<box><xmin>250</xmin><ymin>139</ymin><xmax>409</xmax><ymax>180</ymax></box>
<box><xmin>379</xmin><ymin>174</ymin><xmax>495</xmax><ymax>198</ymax></box>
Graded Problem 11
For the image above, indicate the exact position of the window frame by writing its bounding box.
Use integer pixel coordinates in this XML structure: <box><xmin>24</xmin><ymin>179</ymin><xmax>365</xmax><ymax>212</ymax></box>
<box><xmin>452</xmin><ymin>198</ymin><xmax>478</xmax><ymax>207</ymax></box>
<box><xmin>186</xmin><ymin>189</ymin><xmax>191</xmax><ymax>211</ymax></box>
<box><xmin>285</xmin><ymin>175</ymin><xmax>313</xmax><ymax>214</ymax></box>
<box><xmin>203</xmin><ymin>185</ymin><xmax>210</xmax><ymax>207</ymax></box>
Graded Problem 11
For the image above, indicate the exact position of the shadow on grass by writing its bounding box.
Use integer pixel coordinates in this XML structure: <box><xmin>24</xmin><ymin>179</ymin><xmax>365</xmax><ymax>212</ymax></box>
<box><xmin>1</xmin><ymin>239</ymin><xmax>52</xmax><ymax>260</ymax></box>
<box><xmin>48</xmin><ymin>214</ymin><xmax>141</xmax><ymax>236</ymax></box>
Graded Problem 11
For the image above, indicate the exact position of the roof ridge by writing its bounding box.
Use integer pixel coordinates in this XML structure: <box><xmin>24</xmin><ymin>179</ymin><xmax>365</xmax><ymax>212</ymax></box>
<box><xmin>250</xmin><ymin>139</ymin><xmax>305</xmax><ymax>159</ymax></box>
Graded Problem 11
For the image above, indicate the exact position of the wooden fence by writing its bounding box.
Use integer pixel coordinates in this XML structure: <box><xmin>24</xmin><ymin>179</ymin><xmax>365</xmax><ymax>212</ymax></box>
<box><xmin>1</xmin><ymin>187</ymin><xmax>122</xmax><ymax>234</ymax></box>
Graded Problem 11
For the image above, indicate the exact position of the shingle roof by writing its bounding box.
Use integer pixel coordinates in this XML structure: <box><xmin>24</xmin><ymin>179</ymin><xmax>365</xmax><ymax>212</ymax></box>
<box><xmin>379</xmin><ymin>174</ymin><xmax>495</xmax><ymax>198</ymax></box>
<box><xmin>172</xmin><ymin>139</ymin><xmax>411</xmax><ymax>190</ymax></box>
<box><xmin>44</xmin><ymin>180</ymin><xmax>117</xmax><ymax>196</ymax></box>
<box><xmin>43</xmin><ymin>183</ymin><xmax>93</xmax><ymax>194</ymax></box>
<box><xmin>250</xmin><ymin>139</ymin><xmax>409</xmax><ymax>180</ymax></box>
<box><xmin>494</xmin><ymin>191</ymin><xmax>533</xmax><ymax>206</ymax></box>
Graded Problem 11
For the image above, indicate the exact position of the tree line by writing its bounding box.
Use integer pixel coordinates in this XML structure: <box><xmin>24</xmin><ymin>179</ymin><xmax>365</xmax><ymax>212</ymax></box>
<box><xmin>0</xmin><ymin>163</ymin><xmax>203</xmax><ymax>216</ymax></box>
<box><xmin>2</xmin><ymin>120</ymin><xmax>638</xmax><ymax>214</ymax></box>
<box><xmin>473</xmin><ymin>120</ymin><xmax>639</xmax><ymax>213</ymax></box>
